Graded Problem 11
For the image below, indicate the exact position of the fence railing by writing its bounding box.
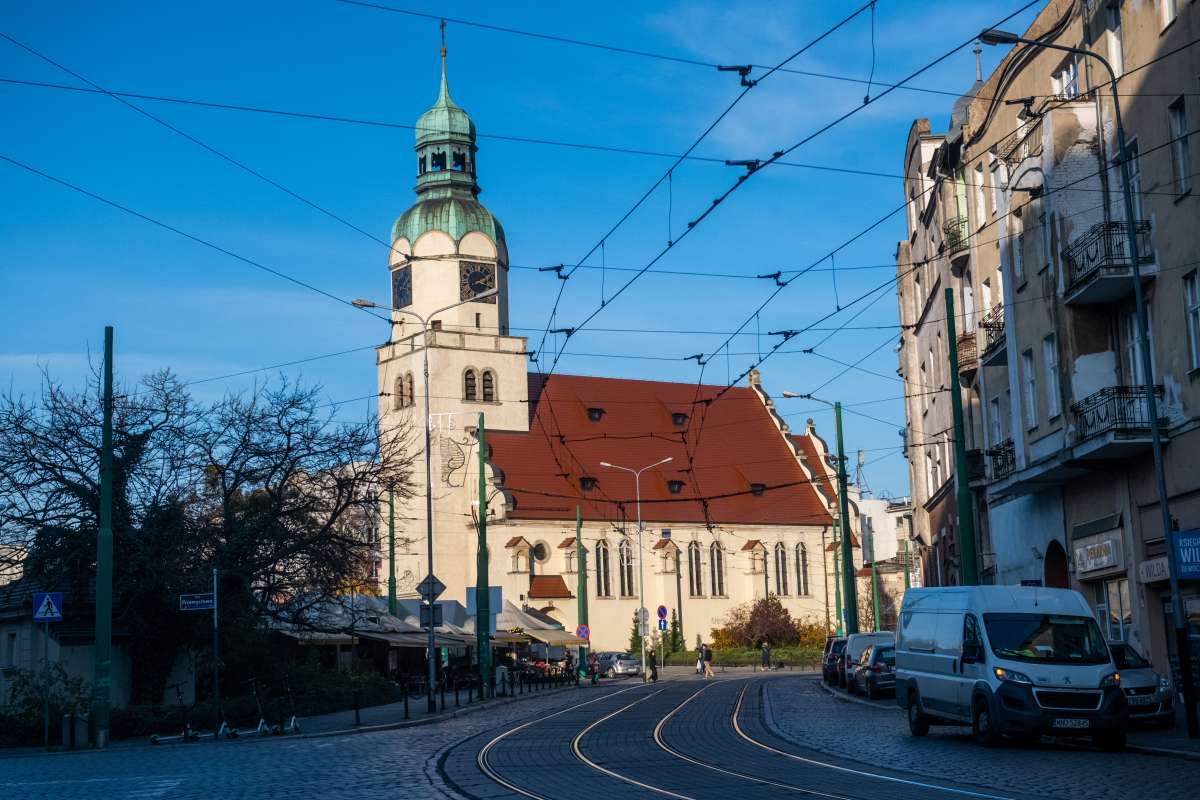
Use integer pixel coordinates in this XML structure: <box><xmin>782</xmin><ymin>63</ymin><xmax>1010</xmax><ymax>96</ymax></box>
<box><xmin>943</xmin><ymin>215</ymin><xmax>970</xmax><ymax>257</ymax></box>
<box><xmin>987</xmin><ymin>439</ymin><xmax>1015</xmax><ymax>480</ymax></box>
<box><xmin>979</xmin><ymin>304</ymin><xmax>1005</xmax><ymax>353</ymax></box>
<box><xmin>1070</xmin><ymin>385</ymin><xmax>1164</xmax><ymax>443</ymax></box>
<box><xmin>996</xmin><ymin>115</ymin><xmax>1043</xmax><ymax>169</ymax></box>
<box><xmin>1063</xmin><ymin>220</ymin><xmax>1153</xmax><ymax>290</ymax></box>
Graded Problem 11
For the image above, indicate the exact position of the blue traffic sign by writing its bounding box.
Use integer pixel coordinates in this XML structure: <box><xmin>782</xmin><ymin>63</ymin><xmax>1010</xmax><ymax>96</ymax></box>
<box><xmin>180</xmin><ymin>593</ymin><xmax>215</xmax><ymax>612</ymax></box>
<box><xmin>33</xmin><ymin>592</ymin><xmax>63</xmax><ymax>622</ymax></box>
<box><xmin>657</xmin><ymin>619</ymin><xmax>667</xmax><ymax>632</ymax></box>
<box><xmin>656</xmin><ymin>605</ymin><xmax>668</xmax><ymax>620</ymax></box>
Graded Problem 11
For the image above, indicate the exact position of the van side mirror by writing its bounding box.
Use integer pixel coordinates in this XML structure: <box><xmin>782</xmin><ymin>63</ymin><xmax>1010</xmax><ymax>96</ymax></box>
<box><xmin>962</xmin><ymin>642</ymin><xmax>982</xmax><ymax>663</ymax></box>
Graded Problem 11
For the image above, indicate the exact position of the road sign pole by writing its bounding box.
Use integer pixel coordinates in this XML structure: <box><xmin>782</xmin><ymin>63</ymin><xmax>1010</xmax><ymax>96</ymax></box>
<box><xmin>213</xmin><ymin>568</ymin><xmax>220</xmax><ymax>734</ymax></box>
<box><xmin>475</xmin><ymin>414</ymin><xmax>491</xmax><ymax>698</ymax></box>
<box><xmin>43</xmin><ymin>620</ymin><xmax>49</xmax><ymax>749</ymax></box>
<box><xmin>575</xmin><ymin>506</ymin><xmax>588</xmax><ymax>677</ymax></box>
<box><xmin>93</xmin><ymin>325</ymin><xmax>114</xmax><ymax>747</ymax></box>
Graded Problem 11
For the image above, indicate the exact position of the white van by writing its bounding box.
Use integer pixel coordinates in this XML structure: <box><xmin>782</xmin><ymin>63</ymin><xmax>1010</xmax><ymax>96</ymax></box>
<box><xmin>894</xmin><ymin>586</ymin><xmax>1127</xmax><ymax>750</ymax></box>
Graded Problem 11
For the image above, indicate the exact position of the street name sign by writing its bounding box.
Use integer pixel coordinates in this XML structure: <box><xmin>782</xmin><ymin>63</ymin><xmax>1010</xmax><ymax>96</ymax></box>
<box><xmin>180</xmin><ymin>593</ymin><xmax>215</xmax><ymax>612</ymax></box>
<box><xmin>32</xmin><ymin>592</ymin><xmax>63</xmax><ymax>622</ymax></box>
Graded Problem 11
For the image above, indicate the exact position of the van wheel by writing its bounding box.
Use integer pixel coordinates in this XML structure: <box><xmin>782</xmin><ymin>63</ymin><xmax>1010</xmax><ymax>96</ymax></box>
<box><xmin>907</xmin><ymin>694</ymin><xmax>930</xmax><ymax>737</ymax></box>
<box><xmin>972</xmin><ymin>697</ymin><xmax>1000</xmax><ymax>747</ymax></box>
<box><xmin>1094</xmin><ymin>731</ymin><xmax>1126</xmax><ymax>752</ymax></box>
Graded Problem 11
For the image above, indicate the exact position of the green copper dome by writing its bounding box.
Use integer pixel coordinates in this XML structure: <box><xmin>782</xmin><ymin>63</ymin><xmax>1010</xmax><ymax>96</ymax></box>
<box><xmin>391</xmin><ymin>50</ymin><xmax>502</xmax><ymax>246</ymax></box>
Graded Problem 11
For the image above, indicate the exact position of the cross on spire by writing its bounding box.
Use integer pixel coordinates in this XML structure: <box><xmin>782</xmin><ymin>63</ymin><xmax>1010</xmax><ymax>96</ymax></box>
<box><xmin>440</xmin><ymin>19</ymin><xmax>447</xmax><ymax>62</ymax></box>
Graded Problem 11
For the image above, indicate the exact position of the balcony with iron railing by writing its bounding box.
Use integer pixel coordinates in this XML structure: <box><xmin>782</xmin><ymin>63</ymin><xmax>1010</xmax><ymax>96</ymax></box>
<box><xmin>1070</xmin><ymin>385</ymin><xmax>1167</xmax><ymax>460</ymax></box>
<box><xmin>996</xmin><ymin>115</ymin><xmax>1044</xmax><ymax>170</ymax></box>
<box><xmin>943</xmin><ymin>215</ymin><xmax>970</xmax><ymax>261</ymax></box>
<box><xmin>979</xmin><ymin>304</ymin><xmax>1007</xmax><ymax>366</ymax></box>
<box><xmin>987</xmin><ymin>439</ymin><xmax>1015</xmax><ymax>481</ymax></box>
<box><xmin>957</xmin><ymin>331</ymin><xmax>978</xmax><ymax>377</ymax></box>
<box><xmin>1063</xmin><ymin>220</ymin><xmax>1155</xmax><ymax>305</ymax></box>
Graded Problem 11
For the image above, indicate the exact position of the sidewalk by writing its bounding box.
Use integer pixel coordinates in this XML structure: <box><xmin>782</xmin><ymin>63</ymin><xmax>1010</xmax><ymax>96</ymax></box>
<box><xmin>815</xmin><ymin>677</ymin><xmax>1200</xmax><ymax>761</ymax></box>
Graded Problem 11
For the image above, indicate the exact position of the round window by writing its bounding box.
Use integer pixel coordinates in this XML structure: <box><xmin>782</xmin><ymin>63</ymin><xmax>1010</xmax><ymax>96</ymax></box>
<box><xmin>532</xmin><ymin>542</ymin><xmax>549</xmax><ymax>563</ymax></box>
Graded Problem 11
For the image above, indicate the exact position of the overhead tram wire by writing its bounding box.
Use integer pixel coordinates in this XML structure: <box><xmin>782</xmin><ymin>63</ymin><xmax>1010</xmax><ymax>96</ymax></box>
<box><xmin>0</xmin><ymin>33</ymin><xmax>399</xmax><ymax>259</ymax></box>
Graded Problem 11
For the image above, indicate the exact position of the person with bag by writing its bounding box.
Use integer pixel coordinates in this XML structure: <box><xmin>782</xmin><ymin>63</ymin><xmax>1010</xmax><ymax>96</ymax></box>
<box><xmin>702</xmin><ymin>643</ymin><xmax>715</xmax><ymax>679</ymax></box>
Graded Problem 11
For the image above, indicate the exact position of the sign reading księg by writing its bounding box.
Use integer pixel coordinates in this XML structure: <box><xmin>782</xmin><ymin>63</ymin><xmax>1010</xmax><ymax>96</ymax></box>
<box><xmin>1171</xmin><ymin>529</ymin><xmax>1200</xmax><ymax>580</ymax></box>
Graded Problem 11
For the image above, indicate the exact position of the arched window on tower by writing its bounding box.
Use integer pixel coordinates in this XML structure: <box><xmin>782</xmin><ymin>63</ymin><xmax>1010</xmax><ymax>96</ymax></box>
<box><xmin>688</xmin><ymin>541</ymin><xmax>703</xmax><ymax>597</ymax></box>
<box><xmin>452</xmin><ymin>151</ymin><xmax>467</xmax><ymax>171</ymax></box>
<box><xmin>709</xmin><ymin>542</ymin><xmax>725</xmax><ymax>596</ymax></box>
<box><xmin>618</xmin><ymin>539</ymin><xmax>634</xmax><ymax>597</ymax></box>
<box><xmin>482</xmin><ymin>370</ymin><xmax>496</xmax><ymax>402</ymax></box>
<box><xmin>430</xmin><ymin>151</ymin><xmax>447</xmax><ymax>171</ymax></box>
<box><xmin>464</xmin><ymin>369</ymin><xmax>477</xmax><ymax>401</ymax></box>
<box><xmin>404</xmin><ymin>373</ymin><xmax>415</xmax><ymax>407</ymax></box>
<box><xmin>393</xmin><ymin>377</ymin><xmax>405</xmax><ymax>410</ymax></box>
<box><xmin>418</xmin><ymin>155</ymin><xmax>427</xmax><ymax>175</ymax></box>
<box><xmin>796</xmin><ymin>543</ymin><xmax>810</xmax><ymax>596</ymax></box>
<box><xmin>595</xmin><ymin>541</ymin><xmax>611</xmax><ymax>597</ymax></box>
<box><xmin>774</xmin><ymin>542</ymin><xmax>789</xmax><ymax>595</ymax></box>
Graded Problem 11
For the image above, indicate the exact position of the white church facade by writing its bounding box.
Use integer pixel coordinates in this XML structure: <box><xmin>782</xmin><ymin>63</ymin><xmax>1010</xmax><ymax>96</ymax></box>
<box><xmin>375</xmin><ymin>50</ymin><xmax>859</xmax><ymax>652</ymax></box>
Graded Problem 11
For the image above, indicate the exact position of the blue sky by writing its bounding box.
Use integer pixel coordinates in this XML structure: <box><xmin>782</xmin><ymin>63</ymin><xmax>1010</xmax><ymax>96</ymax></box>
<box><xmin>0</xmin><ymin>1</ymin><xmax>1039</xmax><ymax>498</ymax></box>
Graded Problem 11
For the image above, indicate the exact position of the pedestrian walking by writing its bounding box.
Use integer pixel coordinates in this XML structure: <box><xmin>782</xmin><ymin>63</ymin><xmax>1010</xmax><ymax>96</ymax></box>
<box><xmin>695</xmin><ymin>648</ymin><xmax>703</xmax><ymax>675</ymax></box>
<box><xmin>702</xmin><ymin>644</ymin><xmax>714</xmax><ymax>679</ymax></box>
<box><xmin>761</xmin><ymin>639</ymin><xmax>772</xmax><ymax>671</ymax></box>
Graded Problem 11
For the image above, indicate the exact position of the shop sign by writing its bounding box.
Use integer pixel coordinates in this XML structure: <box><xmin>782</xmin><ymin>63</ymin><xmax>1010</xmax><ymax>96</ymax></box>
<box><xmin>1138</xmin><ymin>556</ymin><xmax>1170</xmax><ymax>584</ymax></box>
<box><xmin>1170</xmin><ymin>529</ymin><xmax>1200</xmax><ymax>580</ymax></box>
<box><xmin>1073</xmin><ymin>531</ymin><xmax>1122</xmax><ymax>574</ymax></box>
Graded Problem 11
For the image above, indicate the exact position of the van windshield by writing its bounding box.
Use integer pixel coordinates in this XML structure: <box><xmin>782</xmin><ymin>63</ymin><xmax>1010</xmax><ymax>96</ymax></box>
<box><xmin>983</xmin><ymin>613</ymin><xmax>1109</xmax><ymax>665</ymax></box>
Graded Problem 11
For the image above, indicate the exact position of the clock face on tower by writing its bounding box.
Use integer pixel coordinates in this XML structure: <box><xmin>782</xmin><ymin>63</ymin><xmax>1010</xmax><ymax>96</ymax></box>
<box><xmin>460</xmin><ymin>261</ymin><xmax>497</xmax><ymax>303</ymax></box>
<box><xmin>391</xmin><ymin>265</ymin><xmax>413</xmax><ymax>308</ymax></box>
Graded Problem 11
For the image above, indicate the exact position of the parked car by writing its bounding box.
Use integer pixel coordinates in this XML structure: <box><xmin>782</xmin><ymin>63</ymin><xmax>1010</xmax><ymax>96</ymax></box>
<box><xmin>822</xmin><ymin>637</ymin><xmax>847</xmax><ymax>685</ymax></box>
<box><xmin>1110</xmin><ymin>642</ymin><xmax>1174</xmax><ymax>728</ymax></box>
<box><xmin>851</xmin><ymin>644</ymin><xmax>896</xmax><ymax>700</ymax></box>
<box><xmin>595</xmin><ymin>651</ymin><xmax>641</xmax><ymax>678</ymax></box>
<box><xmin>839</xmin><ymin>632</ymin><xmax>894</xmax><ymax>688</ymax></box>
<box><xmin>895</xmin><ymin>586</ymin><xmax>1127</xmax><ymax>751</ymax></box>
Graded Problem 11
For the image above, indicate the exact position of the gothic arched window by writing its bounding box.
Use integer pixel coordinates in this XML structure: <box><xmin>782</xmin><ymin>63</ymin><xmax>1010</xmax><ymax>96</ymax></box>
<box><xmin>482</xmin><ymin>370</ymin><xmax>496</xmax><ymax>402</ymax></box>
<box><xmin>709</xmin><ymin>542</ymin><xmax>725</xmax><ymax>597</ymax></box>
<box><xmin>464</xmin><ymin>369</ymin><xmax>477</xmax><ymax>401</ymax></box>
<box><xmin>404</xmin><ymin>373</ymin><xmax>415</xmax><ymax>407</ymax></box>
<box><xmin>796</xmin><ymin>543</ymin><xmax>810</xmax><ymax>596</ymax></box>
<box><xmin>595</xmin><ymin>541</ymin><xmax>611</xmax><ymax>597</ymax></box>
<box><xmin>774</xmin><ymin>542</ymin><xmax>789</xmax><ymax>595</ymax></box>
<box><xmin>618</xmin><ymin>539</ymin><xmax>634</xmax><ymax>596</ymax></box>
<box><xmin>393</xmin><ymin>377</ymin><xmax>405</xmax><ymax>410</ymax></box>
<box><xmin>430</xmin><ymin>151</ymin><xmax>447</xmax><ymax>171</ymax></box>
<box><xmin>688</xmin><ymin>541</ymin><xmax>703</xmax><ymax>597</ymax></box>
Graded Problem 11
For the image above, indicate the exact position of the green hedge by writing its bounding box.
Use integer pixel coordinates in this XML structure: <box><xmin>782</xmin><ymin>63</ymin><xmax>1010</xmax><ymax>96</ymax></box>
<box><xmin>663</xmin><ymin>646</ymin><xmax>820</xmax><ymax>668</ymax></box>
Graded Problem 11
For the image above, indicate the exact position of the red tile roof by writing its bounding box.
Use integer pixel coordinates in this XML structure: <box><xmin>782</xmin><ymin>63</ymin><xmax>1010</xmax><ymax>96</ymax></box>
<box><xmin>528</xmin><ymin>574</ymin><xmax>574</xmax><ymax>599</ymax></box>
<box><xmin>557</xmin><ymin>537</ymin><xmax>576</xmax><ymax>549</ymax></box>
<box><xmin>740</xmin><ymin>539</ymin><xmax>764</xmax><ymax>551</ymax></box>
<box><xmin>825</xmin><ymin>532</ymin><xmax>861</xmax><ymax>551</ymax></box>
<box><xmin>791</xmin><ymin>434</ymin><xmax>836</xmax><ymax>503</ymax></box>
<box><xmin>488</xmin><ymin>374</ymin><xmax>832</xmax><ymax>527</ymax></box>
<box><xmin>652</xmin><ymin>538</ymin><xmax>675</xmax><ymax>550</ymax></box>
<box><xmin>504</xmin><ymin>536</ymin><xmax>530</xmax><ymax>548</ymax></box>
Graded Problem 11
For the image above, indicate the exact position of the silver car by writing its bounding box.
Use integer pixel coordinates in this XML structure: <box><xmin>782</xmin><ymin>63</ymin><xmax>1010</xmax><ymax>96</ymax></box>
<box><xmin>1109</xmin><ymin>642</ymin><xmax>1174</xmax><ymax>727</ymax></box>
<box><xmin>596</xmin><ymin>651</ymin><xmax>641</xmax><ymax>678</ymax></box>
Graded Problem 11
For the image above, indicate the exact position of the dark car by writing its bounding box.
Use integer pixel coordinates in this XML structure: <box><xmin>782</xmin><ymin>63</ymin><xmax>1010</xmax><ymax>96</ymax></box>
<box><xmin>851</xmin><ymin>644</ymin><xmax>896</xmax><ymax>700</ymax></box>
<box><xmin>822</xmin><ymin>636</ymin><xmax>847</xmax><ymax>685</ymax></box>
<box><xmin>1109</xmin><ymin>642</ymin><xmax>1175</xmax><ymax>728</ymax></box>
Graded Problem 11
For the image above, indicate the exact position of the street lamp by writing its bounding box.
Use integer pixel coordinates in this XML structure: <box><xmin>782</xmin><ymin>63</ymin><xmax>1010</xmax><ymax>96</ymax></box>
<box><xmin>980</xmin><ymin>28</ymin><xmax>1197</xmax><ymax>740</ymax></box>
<box><xmin>353</xmin><ymin>287</ymin><xmax>498</xmax><ymax>713</ymax></box>
<box><xmin>780</xmin><ymin>391</ymin><xmax>858</xmax><ymax>634</ymax></box>
<box><xmin>600</xmin><ymin>457</ymin><xmax>672</xmax><ymax>679</ymax></box>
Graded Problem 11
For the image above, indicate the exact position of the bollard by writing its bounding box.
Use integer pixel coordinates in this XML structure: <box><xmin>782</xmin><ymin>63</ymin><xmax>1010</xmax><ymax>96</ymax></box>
<box><xmin>440</xmin><ymin>681</ymin><xmax>446</xmax><ymax>712</ymax></box>
<box><xmin>455</xmin><ymin>683</ymin><xmax>460</xmax><ymax>708</ymax></box>
<box><xmin>509</xmin><ymin>670</ymin><xmax>515</xmax><ymax>697</ymax></box>
<box><xmin>354</xmin><ymin>688</ymin><xmax>361</xmax><ymax>726</ymax></box>
<box><xmin>403</xmin><ymin>683</ymin><xmax>410</xmax><ymax>720</ymax></box>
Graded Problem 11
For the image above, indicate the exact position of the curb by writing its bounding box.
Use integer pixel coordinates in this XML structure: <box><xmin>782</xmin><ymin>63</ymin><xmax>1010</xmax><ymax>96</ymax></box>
<box><xmin>814</xmin><ymin>676</ymin><xmax>1200</xmax><ymax>762</ymax></box>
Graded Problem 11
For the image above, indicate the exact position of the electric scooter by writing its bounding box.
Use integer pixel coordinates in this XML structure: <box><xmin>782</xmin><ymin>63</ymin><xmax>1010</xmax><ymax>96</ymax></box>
<box><xmin>278</xmin><ymin>672</ymin><xmax>301</xmax><ymax>735</ymax></box>
<box><xmin>246</xmin><ymin>677</ymin><xmax>280</xmax><ymax>736</ymax></box>
<box><xmin>149</xmin><ymin>682</ymin><xmax>201</xmax><ymax>744</ymax></box>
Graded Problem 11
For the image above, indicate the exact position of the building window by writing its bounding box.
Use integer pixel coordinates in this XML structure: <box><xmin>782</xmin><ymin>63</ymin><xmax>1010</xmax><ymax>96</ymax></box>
<box><xmin>393</xmin><ymin>377</ymin><xmax>405</xmax><ymax>410</ymax></box>
<box><xmin>667</xmin><ymin>480</ymin><xmax>684</xmax><ymax>495</ymax></box>
<box><xmin>1185</xmin><ymin>272</ymin><xmax>1200</xmax><ymax>370</ymax></box>
<box><xmin>1094</xmin><ymin>579</ymin><xmax>1132</xmax><ymax>641</ymax></box>
<box><xmin>773</xmin><ymin>542</ymin><xmax>789</xmax><ymax>596</ymax></box>
<box><xmin>405</xmin><ymin>373</ymin><xmax>414</xmax><ymax>407</ymax></box>
<box><xmin>1021</xmin><ymin>349</ymin><xmax>1037</xmax><ymax>430</ymax></box>
<box><xmin>1168</xmin><ymin>97</ymin><xmax>1191</xmax><ymax>196</ymax></box>
<box><xmin>796</xmin><ymin>543</ymin><xmax>810</xmax><ymax>596</ymax></box>
<box><xmin>973</xmin><ymin>163</ymin><xmax>985</xmax><ymax>229</ymax></box>
<box><xmin>1011</xmin><ymin>210</ymin><xmax>1025</xmax><ymax>281</ymax></box>
<box><xmin>988</xmin><ymin>396</ymin><xmax>1002</xmax><ymax>447</ymax></box>
<box><xmin>989</xmin><ymin>160</ymin><xmax>1002</xmax><ymax>219</ymax></box>
<box><xmin>1123</xmin><ymin>307</ymin><xmax>1156</xmax><ymax>383</ymax></box>
<box><xmin>565</xmin><ymin>549</ymin><xmax>576</xmax><ymax>573</ymax></box>
<box><xmin>1106</xmin><ymin>4</ymin><xmax>1123</xmax><ymax>77</ymax></box>
<box><xmin>1043</xmin><ymin>334</ymin><xmax>1061</xmax><ymax>419</ymax></box>
<box><xmin>618</xmin><ymin>539</ymin><xmax>635</xmax><ymax>597</ymax></box>
<box><xmin>688</xmin><ymin>541</ymin><xmax>703</xmax><ymax>597</ymax></box>
<box><xmin>596</xmin><ymin>541</ymin><xmax>611</xmax><ymax>597</ymax></box>
<box><xmin>750</xmin><ymin>483</ymin><xmax>766</xmax><ymax>497</ymax></box>
<box><xmin>579</xmin><ymin>476</ymin><xmax>598</xmax><ymax>492</ymax></box>
<box><xmin>482</xmin><ymin>369</ymin><xmax>496</xmax><ymax>402</ymax></box>
<box><xmin>1161</xmin><ymin>0</ymin><xmax>1178</xmax><ymax>29</ymax></box>
<box><xmin>1117</xmin><ymin>137</ymin><xmax>1143</xmax><ymax>221</ymax></box>
<box><xmin>464</xmin><ymin>369</ymin><xmax>477</xmax><ymax>401</ymax></box>
<box><xmin>919</xmin><ymin>360</ymin><xmax>929</xmax><ymax>414</ymax></box>
<box><xmin>1056</xmin><ymin>58</ymin><xmax>1079</xmax><ymax>100</ymax></box>
<box><xmin>709</xmin><ymin>542</ymin><xmax>725</xmax><ymax>596</ymax></box>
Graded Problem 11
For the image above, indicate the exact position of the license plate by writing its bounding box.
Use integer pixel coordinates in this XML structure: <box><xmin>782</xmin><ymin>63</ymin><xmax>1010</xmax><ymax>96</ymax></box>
<box><xmin>1127</xmin><ymin>695</ymin><xmax>1155</xmax><ymax>706</ymax></box>
<box><xmin>1052</xmin><ymin>718</ymin><xmax>1090</xmax><ymax>729</ymax></box>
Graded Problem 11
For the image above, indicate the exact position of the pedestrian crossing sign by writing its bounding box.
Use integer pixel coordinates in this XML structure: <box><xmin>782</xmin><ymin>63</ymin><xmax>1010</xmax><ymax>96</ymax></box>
<box><xmin>32</xmin><ymin>592</ymin><xmax>63</xmax><ymax>622</ymax></box>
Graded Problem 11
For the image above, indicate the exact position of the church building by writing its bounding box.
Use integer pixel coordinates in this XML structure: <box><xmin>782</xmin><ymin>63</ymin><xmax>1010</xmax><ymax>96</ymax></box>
<box><xmin>376</xmin><ymin>48</ymin><xmax>857</xmax><ymax>652</ymax></box>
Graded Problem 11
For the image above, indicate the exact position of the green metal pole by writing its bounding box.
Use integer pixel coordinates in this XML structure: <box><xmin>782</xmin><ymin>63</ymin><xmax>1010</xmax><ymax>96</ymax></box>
<box><xmin>832</xmin><ymin>519</ymin><xmax>843</xmax><ymax>636</ymax></box>
<box><xmin>93</xmin><ymin>326</ymin><xmax>114</xmax><ymax>747</ymax></box>
<box><xmin>835</xmin><ymin>402</ymin><xmax>858</xmax><ymax>634</ymax></box>
<box><xmin>902</xmin><ymin>539</ymin><xmax>911</xmax><ymax>590</ymax></box>
<box><xmin>871</xmin><ymin>563</ymin><xmax>881</xmax><ymax>632</ymax></box>
<box><xmin>475</xmin><ymin>413</ymin><xmax>491</xmax><ymax>697</ymax></box>
<box><xmin>387</xmin><ymin>485</ymin><xmax>397</xmax><ymax>616</ymax></box>
<box><xmin>945</xmin><ymin>288</ymin><xmax>979</xmax><ymax>585</ymax></box>
<box><xmin>575</xmin><ymin>506</ymin><xmax>588</xmax><ymax>677</ymax></box>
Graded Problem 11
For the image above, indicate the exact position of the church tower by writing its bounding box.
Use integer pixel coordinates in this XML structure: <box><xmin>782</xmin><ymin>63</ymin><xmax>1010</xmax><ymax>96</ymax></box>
<box><xmin>375</xmin><ymin>38</ymin><xmax>530</xmax><ymax>601</ymax></box>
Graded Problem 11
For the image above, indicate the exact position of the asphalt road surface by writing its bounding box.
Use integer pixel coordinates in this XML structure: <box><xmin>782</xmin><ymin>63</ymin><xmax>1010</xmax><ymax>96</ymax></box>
<box><xmin>3</xmin><ymin>675</ymin><xmax>1197</xmax><ymax>799</ymax></box>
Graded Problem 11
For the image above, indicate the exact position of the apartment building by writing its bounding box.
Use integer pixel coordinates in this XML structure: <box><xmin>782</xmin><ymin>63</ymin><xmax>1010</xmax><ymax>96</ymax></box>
<box><xmin>896</xmin><ymin>0</ymin><xmax>1199</xmax><ymax>677</ymax></box>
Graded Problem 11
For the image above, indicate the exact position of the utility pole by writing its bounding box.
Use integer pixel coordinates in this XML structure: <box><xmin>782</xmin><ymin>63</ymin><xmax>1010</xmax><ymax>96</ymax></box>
<box><xmin>868</xmin><ymin>529</ymin><xmax>881</xmax><ymax>631</ymax></box>
<box><xmin>673</xmin><ymin>545</ymin><xmax>683</xmax><ymax>647</ymax></box>
<box><xmin>93</xmin><ymin>326</ymin><xmax>114</xmax><ymax>747</ymax></box>
<box><xmin>387</xmin><ymin>484</ymin><xmax>396</xmax><ymax>616</ymax></box>
<box><xmin>902</xmin><ymin>538</ymin><xmax>911</xmax><ymax>590</ymax></box>
<box><xmin>945</xmin><ymin>289</ymin><xmax>979</xmax><ymax>585</ymax></box>
<box><xmin>574</xmin><ymin>506</ymin><xmax>588</xmax><ymax>676</ymax></box>
<box><xmin>475</xmin><ymin>413</ymin><xmax>491</xmax><ymax>698</ymax></box>
<box><xmin>212</xmin><ymin>568</ymin><xmax>220</xmax><ymax>732</ymax></box>
<box><xmin>835</xmin><ymin>402</ymin><xmax>859</xmax><ymax>634</ymax></box>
